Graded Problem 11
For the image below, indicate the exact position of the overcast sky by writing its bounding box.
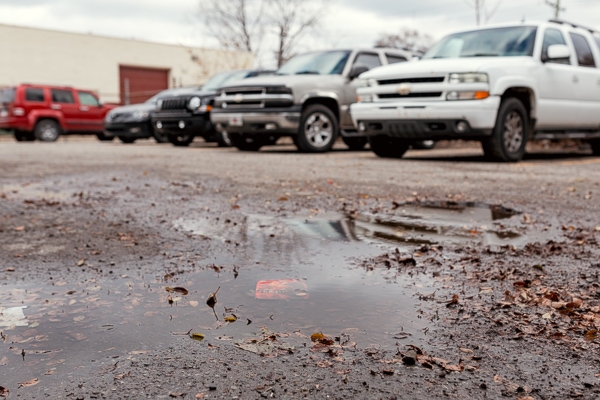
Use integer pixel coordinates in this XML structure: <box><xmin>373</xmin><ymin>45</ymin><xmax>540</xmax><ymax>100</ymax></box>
<box><xmin>1</xmin><ymin>0</ymin><xmax>598</xmax><ymax>67</ymax></box>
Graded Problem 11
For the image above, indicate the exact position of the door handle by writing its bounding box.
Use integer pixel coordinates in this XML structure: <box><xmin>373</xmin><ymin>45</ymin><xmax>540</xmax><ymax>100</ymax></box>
<box><xmin>51</xmin><ymin>104</ymin><xmax>61</xmax><ymax>110</ymax></box>
<box><xmin>573</xmin><ymin>75</ymin><xmax>579</xmax><ymax>83</ymax></box>
<box><xmin>80</xmin><ymin>106</ymin><xmax>89</xmax><ymax>111</ymax></box>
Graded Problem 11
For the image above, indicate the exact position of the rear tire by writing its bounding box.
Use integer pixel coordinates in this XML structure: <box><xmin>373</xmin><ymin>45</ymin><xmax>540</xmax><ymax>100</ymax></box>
<box><xmin>342</xmin><ymin>136</ymin><xmax>368</xmax><ymax>150</ymax></box>
<box><xmin>118</xmin><ymin>136</ymin><xmax>136</xmax><ymax>144</ymax></box>
<box><xmin>482</xmin><ymin>98</ymin><xmax>528</xmax><ymax>162</ymax></box>
<box><xmin>368</xmin><ymin>135</ymin><xmax>409</xmax><ymax>158</ymax></box>
<box><xmin>168</xmin><ymin>133</ymin><xmax>195</xmax><ymax>147</ymax></box>
<box><xmin>229</xmin><ymin>133</ymin><xmax>277</xmax><ymax>151</ymax></box>
<box><xmin>590</xmin><ymin>139</ymin><xmax>600</xmax><ymax>156</ymax></box>
<box><xmin>15</xmin><ymin>131</ymin><xmax>35</xmax><ymax>142</ymax></box>
<box><xmin>296</xmin><ymin>104</ymin><xmax>338</xmax><ymax>153</ymax></box>
<box><xmin>34</xmin><ymin>119</ymin><xmax>61</xmax><ymax>142</ymax></box>
<box><xmin>96</xmin><ymin>133</ymin><xmax>114</xmax><ymax>141</ymax></box>
<box><xmin>215</xmin><ymin>130</ymin><xmax>232</xmax><ymax>147</ymax></box>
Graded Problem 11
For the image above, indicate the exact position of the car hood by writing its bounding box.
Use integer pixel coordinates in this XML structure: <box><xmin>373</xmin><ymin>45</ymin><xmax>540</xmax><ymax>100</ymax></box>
<box><xmin>110</xmin><ymin>103</ymin><xmax>155</xmax><ymax>114</ymax></box>
<box><xmin>219</xmin><ymin>74</ymin><xmax>345</xmax><ymax>89</ymax></box>
<box><xmin>360</xmin><ymin>57</ymin><xmax>536</xmax><ymax>79</ymax></box>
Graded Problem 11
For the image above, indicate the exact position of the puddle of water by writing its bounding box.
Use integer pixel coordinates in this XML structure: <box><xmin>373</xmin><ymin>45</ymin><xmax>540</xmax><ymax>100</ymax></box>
<box><xmin>0</xmin><ymin>233</ymin><xmax>431</xmax><ymax>389</ymax></box>
<box><xmin>1</xmin><ymin>202</ymin><xmax>547</xmax><ymax>389</ymax></box>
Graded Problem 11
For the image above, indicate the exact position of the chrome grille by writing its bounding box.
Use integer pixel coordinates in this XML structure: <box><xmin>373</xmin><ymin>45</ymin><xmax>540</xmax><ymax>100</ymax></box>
<box><xmin>377</xmin><ymin>77</ymin><xmax>445</xmax><ymax>85</ymax></box>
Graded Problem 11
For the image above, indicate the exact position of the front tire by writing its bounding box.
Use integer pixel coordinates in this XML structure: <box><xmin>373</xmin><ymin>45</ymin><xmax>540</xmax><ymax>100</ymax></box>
<box><xmin>34</xmin><ymin>120</ymin><xmax>61</xmax><ymax>142</ymax></box>
<box><xmin>296</xmin><ymin>104</ymin><xmax>338</xmax><ymax>153</ymax></box>
<box><xmin>342</xmin><ymin>136</ymin><xmax>368</xmax><ymax>150</ymax></box>
<box><xmin>483</xmin><ymin>98</ymin><xmax>528</xmax><ymax>162</ymax></box>
<box><xmin>168</xmin><ymin>133</ymin><xmax>195</xmax><ymax>147</ymax></box>
<box><xmin>368</xmin><ymin>135</ymin><xmax>409</xmax><ymax>158</ymax></box>
<box><xmin>153</xmin><ymin>130</ymin><xmax>170</xmax><ymax>143</ymax></box>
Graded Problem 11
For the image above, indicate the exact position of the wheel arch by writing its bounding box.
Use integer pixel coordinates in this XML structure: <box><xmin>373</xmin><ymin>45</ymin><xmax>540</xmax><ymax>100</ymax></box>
<box><xmin>301</xmin><ymin>96</ymin><xmax>340</xmax><ymax>122</ymax></box>
<box><xmin>500</xmin><ymin>87</ymin><xmax>536</xmax><ymax>132</ymax></box>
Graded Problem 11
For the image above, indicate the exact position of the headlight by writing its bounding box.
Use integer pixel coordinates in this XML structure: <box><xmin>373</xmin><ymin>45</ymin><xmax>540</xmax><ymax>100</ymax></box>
<box><xmin>188</xmin><ymin>96</ymin><xmax>201</xmax><ymax>110</ymax></box>
<box><xmin>356</xmin><ymin>78</ymin><xmax>378</xmax><ymax>88</ymax></box>
<box><xmin>448</xmin><ymin>73</ymin><xmax>488</xmax><ymax>84</ymax></box>
<box><xmin>132</xmin><ymin>110</ymin><xmax>149</xmax><ymax>120</ymax></box>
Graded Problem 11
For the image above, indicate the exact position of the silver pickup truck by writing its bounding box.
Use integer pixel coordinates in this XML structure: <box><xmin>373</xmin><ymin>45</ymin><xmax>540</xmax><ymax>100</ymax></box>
<box><xmin>210</xmin><ymin>48</ymin><xmax>414</xmax><ymax>152</ymax></box>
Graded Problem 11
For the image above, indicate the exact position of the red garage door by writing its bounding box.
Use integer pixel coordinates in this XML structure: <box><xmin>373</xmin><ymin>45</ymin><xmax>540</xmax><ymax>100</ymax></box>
<box><xmin>119</xmin><ymin>65</ymin><xmax>169</xmax><ymax>105</ymax></box>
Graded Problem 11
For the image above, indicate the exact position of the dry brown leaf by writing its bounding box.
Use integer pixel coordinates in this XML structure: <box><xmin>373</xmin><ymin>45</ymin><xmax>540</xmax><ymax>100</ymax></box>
<box><xmin>18</xmin><ymin>378</ymin><xmax>39</xmax><ymax>387</ymax></box>
<box><xmin>14</xmin><ymin>226</ymin><xmax>25</xmax><ymax>231</ymax></box>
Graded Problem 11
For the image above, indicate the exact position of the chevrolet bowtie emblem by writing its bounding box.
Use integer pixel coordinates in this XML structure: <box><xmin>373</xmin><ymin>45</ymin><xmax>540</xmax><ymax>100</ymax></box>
<box><xmin>396</xmin><ymin>84</ymin><xmax>412</xmax><ymax>95</ymax></box>
<box><xmin>233</xmin><ymin>94</ymin><xmax>244</xmax><ymax>103</ymax></box>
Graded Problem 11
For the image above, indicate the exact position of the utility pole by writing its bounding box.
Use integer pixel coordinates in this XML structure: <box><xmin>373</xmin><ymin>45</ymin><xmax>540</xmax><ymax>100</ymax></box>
<box><xmin>545</xmin><ymin>0</ymin><xmax>565</xmax><ymax>19</ymax></box>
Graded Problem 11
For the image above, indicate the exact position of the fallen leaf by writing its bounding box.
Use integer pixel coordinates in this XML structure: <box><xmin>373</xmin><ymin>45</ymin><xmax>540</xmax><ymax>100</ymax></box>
<box><xmin>165</xmin><ymin>287</ymin><xmax>189</xmax><ymax>296</ymax></box>
<box><xmin>584</xmin><ymin>330</ymin><xmax>598</xmax><ymax>341</ymax></box>
<box><xmin>169</xmin><ymin>393</ymin><xmax>186</xmax><ymax>398</ymax></box>
<box><xmin>206</xmin><ymin>287</ymin><xmax>220</xmax><ymax>308</ymax></box>
<box><xmin>310</xmin><ymin>333</ymin><xmax>334</xmax><ymax>345</ymax></box>
<box><xmin>14</xmin><ymin>226</ymin><xmax>25</xmax><ymax>231</ymax></box>
<box><xmin>18</xmin><ymin>378</ymin><xmax>39</xmax><ymax>387</ymax></box>
<box><xmin>5</xmin><ymin>268</ymin><xmax>14</xmax><ymax>272</ymax></box>
<box><xmin>190</xmin><ymin>333</ymin><xmax>205</xmax><ymax>341</ymax></box>
<box><xmin>0</xmin><ymin>386</ymin><xmax>9</xmax><ymax>397</ymax></box>
<box><xmin>224</xmin><ymin>316</ymin><xmax>237</xmax><ymax>323</ymax></box>
<box><xmin>76</xmin><ymin>259</ymin><xmax>85</xmax><ymax>267</ymax></box>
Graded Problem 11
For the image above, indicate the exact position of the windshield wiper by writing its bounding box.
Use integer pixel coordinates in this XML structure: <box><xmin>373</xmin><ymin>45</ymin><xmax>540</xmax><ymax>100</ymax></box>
<box><xmin>295</xmin><ymin>70</ymin><xmax>320</xmax><ymax>75</ymax></box>
<box><xmin>464</xmin><ymin>53</ymin><xmax>499</xmax><ymax>57</ymax></box>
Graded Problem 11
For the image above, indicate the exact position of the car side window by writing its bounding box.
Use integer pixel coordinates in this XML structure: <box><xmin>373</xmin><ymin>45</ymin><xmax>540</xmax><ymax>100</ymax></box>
<box><xmin>25</xmin><ymin>88</ymin><xmax>45</xmax><ymax>102</ymax></box>
<box><xmin>78</xmin><ymin>92</ymin><xmax>100</xmax><ymax>107</ymax></box>
<box><xmin>386</xmin><ymin>54</ymin><xmax>408</xmax><ymax>64</ymax></box>
<box><xmin>352</xmin><ymin>53</ymin><xmax>382</xmax><ymax>71</ymax></box>
<box><xmin>569</xmin><ymin>33</ymin><xmax>596</xmax><ymax>67</ymax></box>
<box><xmin>541</xmin><ymin>28</ymin><xmax>569</xmax><ymax>64</ymax></box>
<box><xmin>51</xmin><ymin>89</ymin><xmax>75</xmax><ymax>104</ymax></box>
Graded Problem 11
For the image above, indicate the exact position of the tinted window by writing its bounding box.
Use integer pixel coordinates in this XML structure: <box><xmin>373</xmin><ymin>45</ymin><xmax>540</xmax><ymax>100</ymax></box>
<box><xmin>541</xmin><ymin>28</ymin><xmax>569</xmax><ymax>64</ymax></box>
<box><xmin>25</xmin><ymin>88</ymin><xmax>45</xmax><ymax>102</ymax></box>
<box><xmin>78</xmin><ymin>91</ymin><xmax>100</xmax><ymax>106</ymax></box>
<box><xmin>1</xmin><ymin>88</ymin><xmax>15</xmax><ymax>103</ymax></box>
<box><xmin>386</xmin><ymin>54</ymin><xmax>408</xmax><ymax>64</ymax></box>
<box><xmin>277</xmin><ymin>51</ymin><xmax>352</xmax><ymax>75</ymax></box>
<box><xmin>51</xmin><ymin>89</ymin><xmax>75</xmax><ymax>104</ymax></box>
<box><xmin>569</xmin><ymin>33</ymin><xmax>596</xmax><ymax>67</ymax></box>
<box><xmin>352</xmin><ymin>53</ymin><xmax>382</xmax><ymax>70</ymax></box>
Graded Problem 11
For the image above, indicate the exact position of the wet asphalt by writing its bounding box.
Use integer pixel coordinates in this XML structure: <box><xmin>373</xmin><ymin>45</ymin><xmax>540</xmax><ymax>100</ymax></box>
<box><xmin>1</xmin><ymin>136</ymin><xmax>600</xmax><ymax>399</ymax></box>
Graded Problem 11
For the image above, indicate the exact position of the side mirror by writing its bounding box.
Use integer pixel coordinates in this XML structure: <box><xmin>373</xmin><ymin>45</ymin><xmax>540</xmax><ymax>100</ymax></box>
<box><xmin>348</xmin><ymin>66</ymin><xmax>369</xmax><ymax>80</ymax></box>
<box><xmin>98</xmin><ymin>99</ymin><xmax>104</xmax><ymax>106</ymax></box>
<box><xmin>545</xmin><ymin>44</ymin><xmax>570</xmax><ymax>62</ymax></box>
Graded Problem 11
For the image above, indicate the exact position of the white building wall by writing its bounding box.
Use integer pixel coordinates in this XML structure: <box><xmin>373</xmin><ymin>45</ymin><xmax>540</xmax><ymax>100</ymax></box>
<box><xmin>0</xmin><ymin>24</ymin><xmax>254</xmax><ymax>103</ymax></box>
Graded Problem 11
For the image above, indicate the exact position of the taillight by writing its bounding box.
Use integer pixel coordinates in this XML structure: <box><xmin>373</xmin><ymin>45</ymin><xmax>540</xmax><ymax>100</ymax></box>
<box><xmin>13</xmin><ymin>107</ymin><xmax>25</xmax><ymax>116</ymax></box>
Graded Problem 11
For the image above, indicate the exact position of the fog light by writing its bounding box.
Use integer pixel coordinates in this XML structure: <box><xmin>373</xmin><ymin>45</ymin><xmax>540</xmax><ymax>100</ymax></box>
<box><xmin>130</xmin><ymin>127</ymin><xmax>141</xmax><ymax>133</ymax></box>
<box><xmin>265</xmin><ymin>123</ymin><xmax>277</xmax><ymax>130</ymax></box>
<box><xmin>358</xmin><ymin>122</ymin><xmax>366</xmax><ymax>132</ymax></box>
<box><xmin>156</xmin><ymin>121</ymin><xmax>163</xmax><ymax>129</ymax></box>
<box><xmin>456</xmin><ymin>121</ymin><xmax>468</xmax><ymax>133</ymax></box>
<box><xmin>178</xmin><ymin>121</ymin><xmax>186</xmax><ymax>129</ymax></box>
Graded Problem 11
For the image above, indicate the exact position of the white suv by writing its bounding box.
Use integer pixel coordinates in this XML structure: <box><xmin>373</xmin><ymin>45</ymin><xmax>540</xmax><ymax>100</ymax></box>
<box><xmin>351</xmin><ymin>20</ymin><xmax>600</xmax><ymax>161</ymax></box>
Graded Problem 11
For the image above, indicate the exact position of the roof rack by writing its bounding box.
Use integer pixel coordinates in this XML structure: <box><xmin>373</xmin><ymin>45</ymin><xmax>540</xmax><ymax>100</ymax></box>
<box><xmin>549</xmin><ymin>19</ymin><xmax>597</xmax><ymax>34</ymax></box>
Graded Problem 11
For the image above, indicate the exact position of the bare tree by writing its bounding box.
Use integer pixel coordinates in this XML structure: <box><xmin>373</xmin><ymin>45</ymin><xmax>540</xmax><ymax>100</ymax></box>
<box><xmin>268</xmin><ymin>0</ymin><xmax>326</xmax><ymax>67</ymax></box>
<box><xmin>463</xmin><ymin>0</ymin><xmax>503</xmax><ymax>25</ymax></box>
<box><xmin>545</xmin><ymin>0</ymin><xmax>565</xmax><ymax>18</ymax></box>
<box><xmin>375</xmin><ymin>28</ymin><xmax>434</xmax><ymax>53</ymax></box>
<box><xmin>197</xmin><ymin>0</ymin><xmax>266</xmax><ymax>56</ymax></box>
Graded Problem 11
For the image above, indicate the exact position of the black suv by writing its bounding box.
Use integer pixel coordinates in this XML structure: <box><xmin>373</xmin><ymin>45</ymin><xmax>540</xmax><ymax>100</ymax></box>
<box><xmin>103</xmin><ymin>87</ymin><xmax>197</xmax><ymax>144</ymax></box>
<box><xmin>151</xmin><ymin>69</ymin><xmax>273</xmax><ymax>147</ymax></box>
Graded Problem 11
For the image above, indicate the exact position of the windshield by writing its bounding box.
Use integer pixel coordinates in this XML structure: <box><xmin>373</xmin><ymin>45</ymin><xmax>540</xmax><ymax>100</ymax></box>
<box><xmin>1</xmin><ymin>88</ymin><xmax>15</xmax><ymax>103</ymax></box>
<box><xmin>277</xmin><ymin>51</ymin><xmax>351</xmax><ymax>75</ymax></box>
<box><xmin>201</xmin><ymin>71</ymin><xmax>250</xmax><ymax>92</ymax></box>
<box><xmin>422</xmin><ymin>26</ymin><xmax>537</xmax><ymax>59</ymax></box>
<box><xmin>145</xmin><ymin>87</ymin><xmax>199</xmax><ymax>104</ymax></box>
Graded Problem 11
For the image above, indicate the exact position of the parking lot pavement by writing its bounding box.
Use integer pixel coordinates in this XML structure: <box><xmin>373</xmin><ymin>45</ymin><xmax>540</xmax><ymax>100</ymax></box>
<box><xmin>1</xmin><ymin>138</ymin><xmax>600</xmax><ymax>399</ymax></box>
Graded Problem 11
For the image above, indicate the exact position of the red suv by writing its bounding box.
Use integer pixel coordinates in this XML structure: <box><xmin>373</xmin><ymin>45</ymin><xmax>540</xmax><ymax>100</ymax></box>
<box><xmin>0</xmin><ymin>84</ymin><xmax>116</xmax><ymax>142</ymax></box>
